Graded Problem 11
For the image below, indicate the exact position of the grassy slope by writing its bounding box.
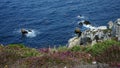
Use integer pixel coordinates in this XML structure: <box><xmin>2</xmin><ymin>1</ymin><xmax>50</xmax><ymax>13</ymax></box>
<box><xmin>0</xmin><ymin>40</ymin><xmax>120</xmax><ymax>68</ymax></box>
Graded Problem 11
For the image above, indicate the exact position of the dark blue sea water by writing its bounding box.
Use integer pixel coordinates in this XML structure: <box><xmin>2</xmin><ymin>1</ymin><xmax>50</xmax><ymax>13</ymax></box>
<box><xmin>0</xmin><ymin>0</ymin><xmax>120</xmax><ymax>48</ymax></box>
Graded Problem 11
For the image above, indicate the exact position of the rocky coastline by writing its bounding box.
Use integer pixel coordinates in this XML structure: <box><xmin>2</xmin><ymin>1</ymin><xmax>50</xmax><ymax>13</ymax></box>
<box><xmin>0</xmin><ymin>19</ymin><xmax>120</xmax><ymax>68</ymax></box>
<box><xmin>68</xmin><ymin>18</ymin><xmax>120</xmax><ymax>48</ymax></box>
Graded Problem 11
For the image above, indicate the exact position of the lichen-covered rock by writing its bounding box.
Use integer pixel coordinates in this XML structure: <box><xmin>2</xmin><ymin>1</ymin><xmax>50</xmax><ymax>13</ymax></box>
<box><xmin>112</xmin><ymin>18</ymin><xmax>120</xmax><ymax>41</ymax></box>
<box><xmin>108</xmin><ymin>21</ymin><xmax>113</xmax><ymax>29</ymax></box>
<box><xmin>68</xmin><ymin>18</ymin><xmax>120</xmax><ymax>47</ymax></box>
<box><xmin>68</xmin><ymin>37</ymin><xmax>80</xmax><ymax>48</ymax></box>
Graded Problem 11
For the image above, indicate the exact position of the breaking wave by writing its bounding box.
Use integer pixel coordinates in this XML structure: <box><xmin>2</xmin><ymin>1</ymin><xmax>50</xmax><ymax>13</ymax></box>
<box><xmin>26</xmin><ymin>30</ymin><xmax>37</xmax><ymax>38</ymax></box>
<box><xmin>14</xmin><ymin>29</ymin><xmax>40</xmax><ymax>38</ymax></box>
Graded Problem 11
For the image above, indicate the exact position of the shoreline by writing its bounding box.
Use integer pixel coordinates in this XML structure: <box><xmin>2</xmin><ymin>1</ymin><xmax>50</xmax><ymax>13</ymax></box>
<box><xmin>68</xmin><ymin>18</ymin><xmax>120</xmax><ymax>48</ymax></box>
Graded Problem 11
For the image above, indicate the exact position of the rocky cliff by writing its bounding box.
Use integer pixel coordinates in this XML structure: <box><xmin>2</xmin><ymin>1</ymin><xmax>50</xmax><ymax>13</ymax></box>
<box><xmin>68</xmin><ymin>18</ymin><xmax>120</xmax><ymax>48</ymax></box>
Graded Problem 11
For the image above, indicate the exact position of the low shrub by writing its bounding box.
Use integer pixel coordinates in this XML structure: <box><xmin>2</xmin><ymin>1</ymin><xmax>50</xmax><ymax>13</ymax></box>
<box><xmin>0</xmin><ymin>48</ymin><xmax>22</xmax><ymax>67</ymax></box>
<box><xmin>0</xmin><ymin>44</ymin><xmax>41</xmax><ymax>67</ymax></box>
<box><xmin>7</xmin><ymin>44</ymin><xmax>25</xmax><ymax>48</ymax></box>
<box><xmin>57</xmin><ymin>46</ymin><xmax>68</xmax><ymax>52</ymax></box>
<box><xmin>1</xmin><ymin>40</ymin><xmax>120</xmax><ymax>67</ymax></box>
<box><xmin>6</xmin><ymin>44</ymin><xmax>41</xmax><ymax>58</ymax></box>
<box><xmin>12</xmin><ymin>51</ymin><xmax>92</xmax><ymax>68</ymax></box>
<box><xmin>95</xmin><ymin>45</ymin><xmax>120</xmax><ymax>66</ymax></box>
<box><xmin>86</xmin><ymin>40</ymin><xmax>120</xmax><ymax>56</ymax></box>
<box><xmin>68</xmin><ymin>46</ymin><xmax>82</xmax><ymax>52</ymax></box>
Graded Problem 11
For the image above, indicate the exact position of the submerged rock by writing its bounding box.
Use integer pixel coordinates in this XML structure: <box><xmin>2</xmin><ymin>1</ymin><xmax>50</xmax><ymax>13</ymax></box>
<box><xmin>79</xmin><ymin>20</ymin><xmax>91</xmax><ymax>25</ymax></box>
<box><xmin>83</xmin><ymin>20</ymin><xmax>91</xmax><ymax>25</ymax></box>
<box><xmin>21</xmin><ymin>29</ymin><xmax>28</xmax><ymax>35</ymax></box>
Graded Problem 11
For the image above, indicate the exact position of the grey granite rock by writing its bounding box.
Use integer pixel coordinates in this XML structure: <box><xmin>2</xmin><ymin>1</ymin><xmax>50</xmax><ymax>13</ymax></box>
<box><xmin>68</xmin><ymin>18</ymin><xmax>120</xmax><ymax>48</ymax></box>
<box><xmin>108</xmin><ymin>21</ymin><xmax>113</xmax><ymax>29</ymax></box>
<box><xmin>112</xmin><ymin>18</ymin><xmax>120</xmax><ymax>41</ymax></box>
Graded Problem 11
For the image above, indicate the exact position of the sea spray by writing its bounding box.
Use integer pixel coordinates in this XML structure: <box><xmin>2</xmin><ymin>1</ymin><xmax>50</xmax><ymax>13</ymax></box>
<box><xmin>26</xmin><ymin>30</ymin><xmax>36</xmax><ymax>38</ymax></box>
<box><xmin>15</xmin><ymin>29</ymin><xmax>40</xmax><ymax>38</ymax></box>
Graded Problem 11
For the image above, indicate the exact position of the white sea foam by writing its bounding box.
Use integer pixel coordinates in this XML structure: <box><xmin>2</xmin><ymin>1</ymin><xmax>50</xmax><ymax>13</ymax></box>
<box><xmin>83</xmin><ymin>24</ymin><xmax>96</xmax><ymax>30</ymax></box>
<box><xmin>77</xmin><ymin>20</ymin><xmax>85</xmax><ymax>24</ymax></box>
<box><xmin>78</xmin><ymin>19</ymin><xmax>107</xmax><ymax>31</ymax></box>
<box><xmin>14</xmin><ymin>29</ymin><xmax>40</xmax><ymax>38</ymax></box>
<box><xmin>26</xmin><ymin>29</ymin><xmax>41</xmax><ymax>38</ymax></box>
<box><xmin>83</xmin><ymin>24</ymin><xmax>107</xmax><ymax>31</ymax></box>
<box><xmin>97</xmin><ymin>26</ymin><xmax>107</xmax><ymax>30</ymax></box>
<box><xmin>26</xmin><ymin>30</ymin><xmax>36</xmax><ymax>38</ymax></box>
<box><xmin>77</xmin><ymin>15</ymin><xmax>84</xmax><ymax>19</ymax></box>
<box><xmin>79</xmin><ymin>20</ymin><xmax>96</xmax><ymax>30</ymax></box>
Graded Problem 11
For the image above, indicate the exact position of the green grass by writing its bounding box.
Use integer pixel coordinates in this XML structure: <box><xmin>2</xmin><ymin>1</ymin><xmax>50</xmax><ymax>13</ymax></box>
<box><xmin>56</xmin><ymin>46</ymin><xmax>68</xmax><ymax>52</ymax></box>
<box><xmin>68</xmin><ymin>46</ymin><xmax>82</xmax><ymax>52</ymax></box>
<box><xmin>0</xmin><ymin>40</ymin><xmax>120</xmax><ymax>67</ymax></box>
<box><xmin>86</xmin><ymin>40</ymin><xmax>120</xmax><ymax>56</ymax></box>
<box><xmin>8</xmin><ymin>44</ymin><xmax>25</xmax><ymax>48</ymax></box>
<box><xmin>6</xmin><ymin>44</ymin><xmax>41</xmax><ymax>57</ymax></box>
<box><xmin>0</xmin><ymin>44</ymin><xmax>41</xmax><ymax>67</ymax></box>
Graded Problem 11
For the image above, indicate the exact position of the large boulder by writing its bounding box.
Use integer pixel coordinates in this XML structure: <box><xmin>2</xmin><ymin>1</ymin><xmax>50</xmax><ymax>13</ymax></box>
<box><xmin>112</xmin><ymin>18</ymin><xmax>120</xmax><ymax>39</ymax></box>
<box><xmin>68</xmin><ymin>37</ymin><xmax>80</xmax><ymax>48</ymax></box>
<box><xmin>83</xmin><ymin>20</ymin><xmax>91</xmax><ymax>25</ymax></box>
<box><xmin>74</xmin><ymin>28</ymin><xmax>82</xmax><ymax>37</ymax></box>
<box><xmin>116</xmin><ymin>18</ymin><xmax>120</xmax><ymax>25</ymax></box>
<box><xmin>21</xmin><ymin>29</ymin><xmax>28</xmax><ymax>34</ymax></box>
<box><xmin>108</xmin><ymin>21</ymin><xmax>113</xmax><ymax>29</ymax></box>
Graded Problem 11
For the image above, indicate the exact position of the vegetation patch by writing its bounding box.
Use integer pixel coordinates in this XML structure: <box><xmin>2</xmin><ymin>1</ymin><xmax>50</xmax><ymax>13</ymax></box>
<box><xmin>0</xmin><ymin>40</ymin><xmax>120</xmax><ymax>68</ymax></box>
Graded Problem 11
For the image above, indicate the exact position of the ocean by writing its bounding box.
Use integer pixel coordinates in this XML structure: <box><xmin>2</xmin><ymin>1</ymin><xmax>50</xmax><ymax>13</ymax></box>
<box><xmin>0</xmin><ymin>0</ymin><xmax>120</xmax><ymax>48</ymax></box>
